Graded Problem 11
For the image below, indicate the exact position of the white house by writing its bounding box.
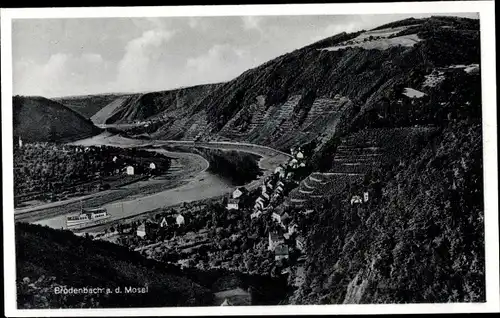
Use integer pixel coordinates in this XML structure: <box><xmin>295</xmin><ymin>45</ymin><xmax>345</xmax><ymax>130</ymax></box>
<box><xmin>126</xmin><ymin>166</ymin><xmax>135</xmax><ymax>175</ymax></box>
<box><xmin>112</xmin><ymin>156</ymin><xmax>118</xmax><ymax>163</ymax></box>
<box><xmin>18</xmin><ymin>137</ymin><xmax>23</xmax><ymax>148</ymax></box>
<box><xmin>363</xmin><ymin>192</ymin><xmax>369</xmax><ymax>202</ymax></box>
<box><xmin>137</xmin><ymin>223</ymin><xmax>146</xmax><ymax>238</ymax></box>
<box><xmin>227</xmin><ymin>198</ymin><xmax>239</xmax><ymax>210</ymax></box>
<box><xmin>160</xmin><ymin>217</ymin><xmax>168</xmax><ymax>228</ymax></box>
<box><xmin>350</xmin><ymin>195</ymin><xmax>363</xmax><ymax>205</ymax></box>
<box><xmin>232</xmin><ymin>188</ymin><xmax>243</xmax><ymax>199</ymax></box>
<box><xmin>149</xmin><ymin>162</ymin><xmax>156</xmax><ymax>170</ymax></box>
<box><xmin>176</xmin><ymin>214</ymin><xmax>185</xmax><ymax>226</ymax></box>
<box><xmin>268</xmin><ymin>231</ymin><xmax>285</xmax><ymax>251</ymax></box>
<box><xmin>296</xmin><ymin>151</ymin><xmax>304</xmax><ymax>159</ymax></box>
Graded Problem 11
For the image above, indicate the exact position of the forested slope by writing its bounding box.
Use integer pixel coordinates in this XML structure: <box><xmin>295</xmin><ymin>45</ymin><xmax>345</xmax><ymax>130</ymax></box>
<box><xmin>13</xmin><ymin>96</ymin><xmax>101</xmax><ymax>142</ymax></box>
<box><xmin>291</xmin><ymin>119</ymin><xmax>484</xmax><ymax>304</ymax></box>
<box><xmin>16</xmin><ymin>223</ymin><xmax>213</xmax><ymax>308</ymax></box>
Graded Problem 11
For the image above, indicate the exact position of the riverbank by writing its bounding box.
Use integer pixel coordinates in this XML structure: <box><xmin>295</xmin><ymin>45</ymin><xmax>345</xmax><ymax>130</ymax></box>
<box><xmin>18</xmin><ymin>133</ymin><xmax>289</xmax><ymax>231</ymax></box>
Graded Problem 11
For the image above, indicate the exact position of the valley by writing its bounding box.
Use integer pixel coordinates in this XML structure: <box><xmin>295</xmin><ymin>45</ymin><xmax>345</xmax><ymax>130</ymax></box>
<box><xmin>12</xmin><ymin>15</ymin><xmax>486</xmax><ymax>307</ymax></box>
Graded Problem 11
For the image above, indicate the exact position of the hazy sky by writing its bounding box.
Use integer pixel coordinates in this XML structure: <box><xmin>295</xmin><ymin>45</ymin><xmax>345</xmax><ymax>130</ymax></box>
<box><xmin>12</xmin><ymin>12</ymin><xmax>478</xmax><ymax>98</ymax></box>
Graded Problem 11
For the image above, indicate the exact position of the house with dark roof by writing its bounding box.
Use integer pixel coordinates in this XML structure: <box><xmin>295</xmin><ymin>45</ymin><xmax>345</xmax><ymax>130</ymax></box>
<box><xmin>268</xmin><ymin>231</ymin><xmax>285</xmax><ymax>251</ymax></box>
<box><xmin>227</xmin><ymin>198</ymin><xmax>240</xmax><ymax>210</ymax></box>
<box><xmin>274</xmin><ymin>244</ymin><xmax>289</xmax><ymax>261</ymax></box>
<box><xmin>272</xmin><ymin>210</ymin><xmax>290</xmax><ymax>228</ymax></box>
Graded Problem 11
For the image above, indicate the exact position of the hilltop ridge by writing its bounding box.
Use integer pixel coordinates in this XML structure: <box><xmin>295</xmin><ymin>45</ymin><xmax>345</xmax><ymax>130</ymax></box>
<box><xmin>49</xmin><ymin>16</ymin><xmax>480</xmax><ymax>155</ymax></box>
<box><xmin>13</xmin><ymin>95</ymin><xmax>101</xmax><ymax>143</ymax></box>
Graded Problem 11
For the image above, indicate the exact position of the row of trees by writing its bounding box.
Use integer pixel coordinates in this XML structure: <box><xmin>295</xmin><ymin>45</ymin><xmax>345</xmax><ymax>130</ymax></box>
<box><xmin>194</xmin><ymin>148</ymin><xmax>263</xmax><ymax>186</ymax></box>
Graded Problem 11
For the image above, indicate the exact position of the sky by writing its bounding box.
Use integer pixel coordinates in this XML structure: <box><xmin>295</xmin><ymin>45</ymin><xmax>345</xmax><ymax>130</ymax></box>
<box><xmin>12</xmin><ymin>12</ymin><xmax>478</xmax><ymax>98</ymax></box>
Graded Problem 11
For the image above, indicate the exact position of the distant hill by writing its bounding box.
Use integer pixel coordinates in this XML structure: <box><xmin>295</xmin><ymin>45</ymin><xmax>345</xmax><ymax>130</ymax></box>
<box><xmin>91</xmin><ymin>95</ymin><xmax>135</xmax><ymax>125</ymax></box>
<box><xmin>90</xmin><ymin>84</ymin><xmax>222</xmax><ymax>126</ymax></box>
<box><xmin>54</xmin><ymin>93</ymin><xmax>132</xmax><ymax>119</ymax></box>
<box><xmin>91</xmin><ymin>16</ymin><xmax>479</xmax><ymax>154</ymax></box>
<box><xmin>16</xmin><ymin>223</ymin><xmax>213</xmax><ymax>308</ymax></box>
<box><xmin>13</xmin><ymin>96</ymin><xmax>102</xmax><ymax>143</ymax></box>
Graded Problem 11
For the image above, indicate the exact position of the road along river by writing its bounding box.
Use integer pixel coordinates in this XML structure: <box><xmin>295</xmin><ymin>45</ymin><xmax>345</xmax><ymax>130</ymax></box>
<box><xmin>19</xmin><ymin>133</ymin><xmax>290</xmax><ymax>232</ymax></box>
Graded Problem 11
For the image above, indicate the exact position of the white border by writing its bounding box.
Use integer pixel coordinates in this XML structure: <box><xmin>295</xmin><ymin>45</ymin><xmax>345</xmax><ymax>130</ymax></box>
<box><xmin>1</xmin><ymin>1</ymin><xmax>498</xmax><ymax>316</ymax></box>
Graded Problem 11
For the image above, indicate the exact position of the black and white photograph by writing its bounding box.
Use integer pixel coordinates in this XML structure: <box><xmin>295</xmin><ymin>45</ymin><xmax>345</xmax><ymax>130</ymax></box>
<box><xmin>2</xmin><ymin>1</ymin><xmax>498</xmax><ymax>316</ymax></box>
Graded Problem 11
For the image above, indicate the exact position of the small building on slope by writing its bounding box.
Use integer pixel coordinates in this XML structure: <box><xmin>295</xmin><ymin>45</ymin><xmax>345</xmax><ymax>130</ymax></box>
<box><xmin>137</xmin><ymin>223</ymin><xmax>146</xmax><ymax>238</ymax></box>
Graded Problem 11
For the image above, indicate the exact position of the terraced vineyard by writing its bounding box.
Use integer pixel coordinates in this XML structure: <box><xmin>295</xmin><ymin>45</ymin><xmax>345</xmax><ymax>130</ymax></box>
<box><xmin>285</xmin><ymin>127</ymin><xmax>437</xmax><ymax>208</ymax></box>
<box><xmin>217</xmin><ymin>94</ymin><xmax>352</xmax><ymax>152</ymax></box>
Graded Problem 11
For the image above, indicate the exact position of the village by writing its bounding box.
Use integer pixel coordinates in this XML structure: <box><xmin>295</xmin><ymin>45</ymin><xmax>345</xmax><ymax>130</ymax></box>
<box><xmin>92</xmin><ymin>144</ymin><xmax>373</xmax><ymax>305</ymax></box>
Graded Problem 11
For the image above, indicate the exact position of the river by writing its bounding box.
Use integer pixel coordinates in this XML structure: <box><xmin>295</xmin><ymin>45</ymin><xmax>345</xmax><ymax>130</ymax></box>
<box><xmin>29</xmin><ymin>133</ymin><xmax>289</xmax><ymax>232</ymax></box>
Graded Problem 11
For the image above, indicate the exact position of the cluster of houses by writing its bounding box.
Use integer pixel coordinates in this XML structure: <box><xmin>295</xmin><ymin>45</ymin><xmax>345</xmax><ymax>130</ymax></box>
<box><xmin>249</xmin><ymin>147</ymin><xmax>307</xmax><ymax>219</ymax></box>
<box><xmin>350</xmin><ymin>191</ymin><xmax>369</xmax><ymax>205</ymax></box>
<box><xmin>136</xmin><ymin>213</ymin><xmax>186</xmax><ymax>238</ymax></box>
<box><xmin>254</xmin><ymin>147</ymin><xmax>310</xmax><ymax>262</ymax></box>
<box><xmin>266</xmin><ymin>220</ymin><xmax>306</xmax><ymax>263</ymax></box>
<box><xmin>224</xmin><ymin>146</ymin><xmax>310</xmax><ymax>263</ymax></box>
<box><xmin>133</xmin><ymin>144</ymin><xmax>312</xmax><ymax>270</ymax></box>
<box><xmin>266</xmin><ymin>205</ymin><xmax>309</xmax><ymax>261</ymax></box>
